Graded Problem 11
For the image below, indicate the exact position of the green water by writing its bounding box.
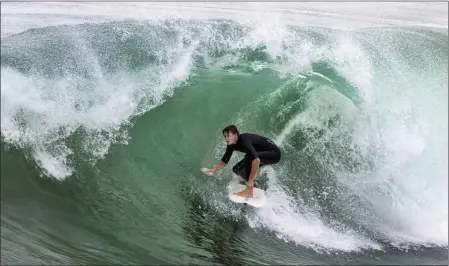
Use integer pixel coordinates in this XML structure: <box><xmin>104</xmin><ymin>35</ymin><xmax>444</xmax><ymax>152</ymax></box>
<box><xmin>1</xmin><ymin>19</ymin><xmax>448</xmax><ymax>265</ymax></box>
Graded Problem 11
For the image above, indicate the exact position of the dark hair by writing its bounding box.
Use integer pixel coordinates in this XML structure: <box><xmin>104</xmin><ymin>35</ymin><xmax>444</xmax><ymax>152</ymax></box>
<box><xmin>222</xmin><ymin>124</ymin><xmax>239</xmax><ymax>136</ymax></box>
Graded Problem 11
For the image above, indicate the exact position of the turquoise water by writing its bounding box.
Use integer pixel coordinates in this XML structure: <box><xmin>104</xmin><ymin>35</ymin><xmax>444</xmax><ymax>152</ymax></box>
<box><xmin>1</xmin><ymin>3</ymin><xmax>448</xmax><ymax>265</ymax></box>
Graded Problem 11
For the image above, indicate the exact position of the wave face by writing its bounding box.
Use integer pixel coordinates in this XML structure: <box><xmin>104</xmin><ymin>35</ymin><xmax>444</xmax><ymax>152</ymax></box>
<box><xmin>1</xmin><ymin>3</ymin><xmax>447</xmax><ymax>265</ymax></box>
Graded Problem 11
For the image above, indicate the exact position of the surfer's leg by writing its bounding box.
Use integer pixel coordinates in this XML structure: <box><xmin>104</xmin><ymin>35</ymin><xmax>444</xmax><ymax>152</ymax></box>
<box><xmin>232</xmin><ymin>157</ymin><xmax>251</xmax><ymax>181</ymax></box>
<box><xmin>234</xmin><ymin>155</ymin><xmax>266</xmax><ymax>189</ymax></box>
<box><xmin>233</xmin><ymin>148</ymin><xmax>281</xmax><ymax>190</ymax></box>
<box><xmin>232</xmin><ymin>155</ymin><xmax>258</xmax><ymax>186</ymax></box>
<box><xmin>254</xmin><ymin>149</ymin><xmax>280</xmax><ymax>190</ymax></box>
<box><xmin>257</xmin><ymin>147</ymin><xmax>281</xmax><ymax>165</ymax></box>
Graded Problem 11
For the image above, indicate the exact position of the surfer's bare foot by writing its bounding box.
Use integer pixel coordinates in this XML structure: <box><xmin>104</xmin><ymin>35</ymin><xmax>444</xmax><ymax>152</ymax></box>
<box><xmin>234</xmin><ymin>187</ymin><xmax>253</xmax><ymax>198</ymax></box>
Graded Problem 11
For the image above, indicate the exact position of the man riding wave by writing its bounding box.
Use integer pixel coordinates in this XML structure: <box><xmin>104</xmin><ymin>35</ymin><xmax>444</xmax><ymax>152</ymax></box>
<box><xmin>202</xmin><ymin>125</ymin><xmax>281</xmax><ymax>198</ymax></box>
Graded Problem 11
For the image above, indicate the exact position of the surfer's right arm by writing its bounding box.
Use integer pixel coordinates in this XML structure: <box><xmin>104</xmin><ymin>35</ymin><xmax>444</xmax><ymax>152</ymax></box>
<box><xmin>201</xmin><ymin>160</ymin><xmax>226</xmax><ymax>175</ymax></box>
<box><xmin>211</xmin><ymin>160</ymin><xmax>227</xmax><ymax>173</ymax></box>
<box><xmin>201</xmin><ymin>146</ymin><xmax>233</xmax><ymax>175</ymax></box>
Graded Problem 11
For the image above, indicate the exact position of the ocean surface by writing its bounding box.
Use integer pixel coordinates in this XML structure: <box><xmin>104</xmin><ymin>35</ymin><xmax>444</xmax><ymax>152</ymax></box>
<box><xmin>1</xmin><ymin>2</ymin><xmax>448</xmax><ymax>265</ymax></box>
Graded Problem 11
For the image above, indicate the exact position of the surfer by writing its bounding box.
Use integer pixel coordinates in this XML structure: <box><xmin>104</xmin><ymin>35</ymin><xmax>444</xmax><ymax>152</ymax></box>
<box><xmin>202</xmin><ymin>125</ymin><xmax>281</xmax><ymax>198</ymax></box>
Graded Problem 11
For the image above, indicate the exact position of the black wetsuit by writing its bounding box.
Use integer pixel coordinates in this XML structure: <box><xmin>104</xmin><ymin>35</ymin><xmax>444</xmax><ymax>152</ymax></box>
<box><xmin>221</xmin><ymin>133</ymin><xmax>281</xmax><ymax>181</ymax></box>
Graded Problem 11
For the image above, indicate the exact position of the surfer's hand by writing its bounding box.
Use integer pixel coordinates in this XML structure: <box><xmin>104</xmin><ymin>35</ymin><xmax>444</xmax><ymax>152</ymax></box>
<box><xmin>247</xmin><ymin>180</ymin><xmax>254</xmax><ymax>189</ymax></box>
<box><xmin>201</xmin><ymin>168</ymin><xmax>214</xmax><ymax>176</ymax></box>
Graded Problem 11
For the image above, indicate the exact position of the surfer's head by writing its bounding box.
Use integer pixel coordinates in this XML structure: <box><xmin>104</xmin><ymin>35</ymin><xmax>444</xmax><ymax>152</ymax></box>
<box><xmin>222</xmin><ymin>125</ymin><xmax>239</xmax><ymax>145</ymax></box>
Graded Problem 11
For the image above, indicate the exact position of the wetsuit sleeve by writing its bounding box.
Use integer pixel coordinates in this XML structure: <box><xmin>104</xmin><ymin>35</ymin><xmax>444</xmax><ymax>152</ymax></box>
<box><xmin>242</xmin><ymin>138</ymin><xmax>259</xmax><ymax>160</ymax></box>
<box><xmin>221</xmin><ymin>146</ymin><xmax>233</xmax><ymax>164</ymax></box>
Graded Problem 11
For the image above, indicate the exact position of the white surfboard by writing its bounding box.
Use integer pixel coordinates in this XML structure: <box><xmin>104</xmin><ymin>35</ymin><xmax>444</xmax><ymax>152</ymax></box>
<box><xmin>227</xmin><ymin>182</ymin><xmax>266</xmax><ymax>208</ymax></box>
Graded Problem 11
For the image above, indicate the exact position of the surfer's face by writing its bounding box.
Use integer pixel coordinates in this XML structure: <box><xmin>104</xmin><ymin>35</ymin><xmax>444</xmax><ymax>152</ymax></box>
<box><xmin>223</xmin><ymin>131</ymin><xmax>238</xmax><ymax>145</ymax></box>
